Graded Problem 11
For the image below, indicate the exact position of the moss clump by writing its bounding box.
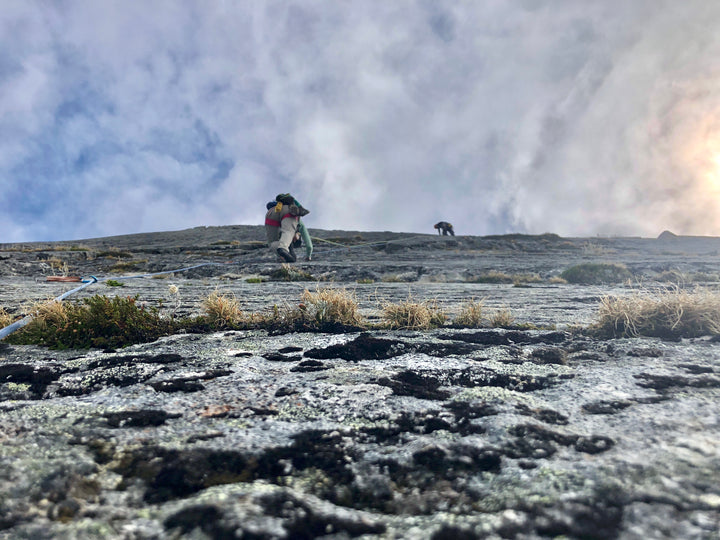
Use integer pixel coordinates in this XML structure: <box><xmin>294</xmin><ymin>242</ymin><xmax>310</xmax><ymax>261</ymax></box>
<box><xmin>269</xmin><ymin>264</ymin><xmax>314</xmax><ymax>282</ymax></box>
<box><xmin>109</xmin><ymin>260</ymin><xmax>147</xmax><ymax>273</ymax></box>
<box><xmin>466</xmin><ymin>271</ymin><xmax>513</xmax><ymax>284</ymax></box>
<box><xmin>105</xmin><ymin>280</ymin><xmax>125</xmax><ymax>287</ymax></box>
<box><xmin>560</xmin><ymin>263</ymin><xmax>632</xmax><ymax>285</ymax></box>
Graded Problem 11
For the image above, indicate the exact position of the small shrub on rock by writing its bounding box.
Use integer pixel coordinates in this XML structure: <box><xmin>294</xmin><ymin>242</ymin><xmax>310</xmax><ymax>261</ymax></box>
<box><xmin>560</xmin><ymin>263</ymin><xmax>632</xmax><ymax>285</ymax></box>
<box><xmin>8</xmin><ymin>295</ymin><xmax>173</xmax><ymax>349</ymax></box>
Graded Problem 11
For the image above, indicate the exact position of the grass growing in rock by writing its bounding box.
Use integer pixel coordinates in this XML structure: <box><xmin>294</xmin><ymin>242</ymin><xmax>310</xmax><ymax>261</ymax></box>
<box><xmin>381</xmin><ymin>297</ymin><xmax>447</xmax><ymax>330</ymax></box>
<box><xmin>592</xmin><ymin>287</ymin><xmax>720</xmax><ymax>339</ymax></box>
<box><xmin>453</xmin><ymin>298</ymin><xmax>485</xmax><ymax>328</ymax></box>
<box><xmin>560</xmin><ymin>263</ymin><xmax>632</xmax><ymax>285</ymax></box>
<box><xmin>202</xmin><ymin>291</ymin><xmax>244</xmax><ymax>327</ymax></box>
<box><xmin>17</xmin><ymin>283</ymin><xmax>714</xmax><ymax>348</ymax></box>
<box><xmin>0</xmin><ymin>307</ymin><xmax>12</xmax><ymax>328</ymax></box>
<box><xmin>300</xmin><ymin>287</ymin><xmax>363</xmax><ymax>328</ymax></box>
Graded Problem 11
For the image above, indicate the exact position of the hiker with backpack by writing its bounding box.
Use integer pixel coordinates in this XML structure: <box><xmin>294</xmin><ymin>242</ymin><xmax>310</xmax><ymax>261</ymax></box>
<box><xmin>265</xmin><ymin>194</ymin><xmax>310</xmax><ymax>263</ymax></box>
<box><xmin>434</xmin><ymin>221</ymin><xmax>455</xmax><ymax>236</ymax></box>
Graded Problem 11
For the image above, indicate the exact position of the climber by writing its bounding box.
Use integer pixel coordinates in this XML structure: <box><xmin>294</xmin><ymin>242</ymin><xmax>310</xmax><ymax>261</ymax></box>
<box><xmin>265</xmin><ymin>194</ymin><xmax>309</xmax><ymax>262</ymax></box>
<box><xmin>434</xmin><ymin>221</ymin><xmax>455</xmax><ymax>236</ymax></box>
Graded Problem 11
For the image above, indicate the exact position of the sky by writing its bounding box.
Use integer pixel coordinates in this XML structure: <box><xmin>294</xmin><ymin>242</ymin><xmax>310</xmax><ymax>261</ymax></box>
<box><xmin>2</xmin><ymin>0</ymin><xmax>720</xmax><ymax>242</ymax></box>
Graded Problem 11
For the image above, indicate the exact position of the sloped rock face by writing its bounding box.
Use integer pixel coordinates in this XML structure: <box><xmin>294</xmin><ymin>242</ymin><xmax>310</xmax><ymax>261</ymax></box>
<box><xmin>2</xmin><ymin>228</ymin><xmax>720</xmax><ymax>537</ymax></box>
<box><xmin>0</xmin><ymin>327</ymin><xmax>718</xmax><ymax>538</ymax></box>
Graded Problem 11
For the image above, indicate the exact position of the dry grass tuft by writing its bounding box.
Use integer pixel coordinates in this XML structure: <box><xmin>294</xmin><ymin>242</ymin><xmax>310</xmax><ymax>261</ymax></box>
<box><xmin>454</xmin><ymin>298</ymin><xmax>485</xmax><ymax>328</ymax></box>
<box><xmin>202</xmin><ymin>291</ymin><xmax>243</xmax><ymax>327</ymax></box>
<box><xmin>594</xmin><ymin>286</ymin><xmax>720</xmax><ymax>339</ymax></box>
<box><xmin>381</xmin><ymin>297</ymin><xmax>447</xmax><ymax>330</ymax></box>
<box><xmin>489</xmin><ymin>308</ymin><xmax>515</xmax><ymax>328</ymax></box>
<box><xmin>300</xmin><ymin>287</ymin><xmax>363</xmax><ymax>327</ymax></box>
<box><xmin>0</xmin><ymin>308</ymin><xmax>13</xmax><ymax>328</ymax></box>
<box><xmin>25</xmin><ymin>300</ymin><xmax>69</xmax><ymax>330</ymax></box>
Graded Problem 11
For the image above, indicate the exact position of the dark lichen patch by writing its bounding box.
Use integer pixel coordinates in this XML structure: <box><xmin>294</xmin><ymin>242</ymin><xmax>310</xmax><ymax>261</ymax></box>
<box><xmin>103</xmin><ymin>409</ymin><xmax>181</xmax><ymax>428</ymax></box>
<box><xmin>358</xmin><ymin>410</ymin><xmax>486</xmax><ymax>445</ymax></box>
<box><xmin>530</xmin><ymin>346</ymin><xmax>568</xmax><ymax>365</ymax></box>
<box><xmin>515</xmin><ymin>404</ymin><xmax>569</xmax><ymax>425</ymax></box>
<box><xmin>149</xmin><ymin>379</ymin><xmax>204</xmax><ymax>392</ymax></box>
<box><xmin>412</xmin><ymin>341</ymin><xmax>483</xmax><ymax>357</ymax></box>
<box><xmin>278</xmin><ymin>346</ymin><xmax>303</xmax><ymax>354</ymax></box>
<box><xmin>412</xmin><ymin>443</ymin><xmax>502</xmax><ymax>477</ymax></box>
<box><xmin>627</xmin><ymin>347</ymin><xmax>664</xmax><ymax>358</ymax></box>
<box><xmin>446</xmin><ymin>367</ymin><xmax>567</xmax><ymax>392</ymax></box>
<box><xmin>53</xmin><ymin>365</ymin><xmax>166</xmax><ymax>396</ymax></box>
<box><xmin>634</xmin><ymin>372</ymin><xmax>720</xmax><ymax>391</ymax></box>
<box><xmin>290</xmin><ymin>360</ymin><xmax>330</xmax><ymax>372</ymax></box>
<box><xmin>508</xmin><ymin>423</ymin><xmax>579</xmax><ymax>447</ymax></box>
<box><xmin>0</xmin><ymin>362</ymin><xmax>75</xmax><ymax>399</ymax></box>
<box><xmin>582</xmin><ymin>400</ymin><xmax>634</xmax><ymax>415</ymax></box>
<box><xmin>438</xmin><ymin>330</ymin><xmax>568</xmax><ymax>346</ymax></box>
<box><xmin>377</xmin><ymin>370</ymin><xmax>451</xmax><ymax>400</ymax></box>
<box><xmin>574</xmin><ymin>436</ymin><xmax>615</xmax><ymax>454</ymax></box>
<box><xmin>443</xmin><ymin>400</ymin><xmax>499</xmax><ymax>420</ymax></box>
<box><xmin>506</xmin><ymin>423</ymin><xmax>615</xmax><ymax>456</ymax></box>
<box><xmin>97</xmin><ymin>429</ymin><xmax>358</xmax><ymax>504</ymax></box>
<box><xmin>257</xmin><ymin>490</ymin><xmax>387</xmax><ymax>538</ymax></box>
<box><xmin>164</xmin><ymin>504</ymin><xmax>235</xmax><ymax>539</ymax></box>
<box><xmin>86</xmin><ymin>352</ymin><xmax>185</xmax><ymax>370</ymax></box>
<box><xmin>263</xmin><ymin>352</ymin><xmax>302</xmax><ymax>362</ymax></box>
<box><xmin>148</xmin><ymin>369</ymin><xmax>233</xmax><ymax>393</ymax></box>
<box><xmin>518</xmin><ymin>498</ymin><xmax>624</xmax><ymax>540</ymax></box>
<box><xmin>304</xmin><ymin>333</ymin><xmax>403</xmax><ymax>361</ymax></box>
<box><xmin>678</xmin><ymin>363</ymin><xmax>714</xmax><ymax>374</ymax></box>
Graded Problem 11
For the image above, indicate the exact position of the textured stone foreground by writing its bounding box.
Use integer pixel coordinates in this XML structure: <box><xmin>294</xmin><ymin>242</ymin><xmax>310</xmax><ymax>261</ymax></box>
<box><xmin>1</xmin><ymin>228</ymin><xmax>719</xmax><ymax>538</ymax></box>
<box><xmin>1</xmin><ymin>327</ymin><xmax>719</xmax><ymax>539</ymax></box>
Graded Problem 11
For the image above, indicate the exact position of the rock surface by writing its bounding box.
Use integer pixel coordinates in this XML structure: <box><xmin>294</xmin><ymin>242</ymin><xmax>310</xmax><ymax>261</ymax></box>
<box><xmin>0</xmin><ymin>227</ymin><xmax>719</xmax><ymax>538</ymax></box>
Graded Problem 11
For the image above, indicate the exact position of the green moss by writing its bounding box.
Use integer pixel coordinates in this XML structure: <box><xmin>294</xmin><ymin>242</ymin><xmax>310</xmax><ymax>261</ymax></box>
<box><xmin>268</xmin><ymin>264</ymin><xmax>314</xmax><ymax>282</ymax></box>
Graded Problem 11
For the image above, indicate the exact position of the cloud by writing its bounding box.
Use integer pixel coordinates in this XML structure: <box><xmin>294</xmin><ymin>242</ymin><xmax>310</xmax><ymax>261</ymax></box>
<box><xmin>1</xmin><ymin>0</ymin><xmax>720</xmax><ymax>241</ymax></box>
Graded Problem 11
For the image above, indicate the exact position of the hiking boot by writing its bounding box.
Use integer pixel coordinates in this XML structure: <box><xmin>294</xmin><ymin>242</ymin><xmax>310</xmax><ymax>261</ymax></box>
<box><xmin>277</xmin><ymin>247</ymin><xmax>296</xmax><ymax>263</ymax></box>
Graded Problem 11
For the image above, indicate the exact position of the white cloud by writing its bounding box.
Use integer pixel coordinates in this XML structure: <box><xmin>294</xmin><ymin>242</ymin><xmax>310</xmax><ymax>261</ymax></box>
<box><xmin>1</xmin><ymin>0</ymin><xmax>720</xmax><ymax>241</ymax></box>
